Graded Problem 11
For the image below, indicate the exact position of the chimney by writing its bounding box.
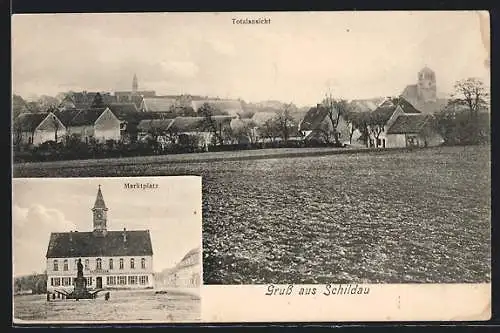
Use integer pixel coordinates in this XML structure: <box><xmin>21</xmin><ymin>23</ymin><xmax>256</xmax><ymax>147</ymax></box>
<box><xmin>123</xmin><ymin>228</ymin><xmax>127</xmax><ymax>242</ymax></box>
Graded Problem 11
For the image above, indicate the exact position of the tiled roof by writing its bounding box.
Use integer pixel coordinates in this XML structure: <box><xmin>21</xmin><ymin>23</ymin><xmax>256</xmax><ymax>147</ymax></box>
<box><xmin>106</xmin><ymin>103</ymin><xmax>138</xmax><ymax>120</ymax></box>
<box><xmin>141</xmin><ymin>97</ymin><xmax>177</xmax><ymax>112</ymax></box>
<box><xmin>349</xmin><ymin>98</ymin><xmax>384</xmax><ymax>112</ymax></box>
<box><xmin>115</xmin><ymin>90</ymin><xmax>156</xmax><ymax>97</ymax></box>
<box><xmin>191</xmin><ymin>99</ymin><xmax>244</xmax><ymax>116</ymax></box>
<box><xmin>14</xmin><ymin>113</ymin><xmax>50</xmax><ymax>132</ymax></box>
<box><xmin>180</xmin><ymin>247</ymin><xmax>201</xmax><ymax>263</ymax></box>
<box><xmin>299</xmin><ymin>106</ymin><xmax>330</xmax><ymax>131</ymax></box>
<box><xmin>46</xmin><ymin>230</ymin><xmax>153</xmax><ymax>258</ymax></box>
<box><xmin>170</xmin><ymin>116</ymin><xmax>234</xmax><ymax>132</ymax></box>
<box><xmin>401</xmin><ymin>84</ymin><xmax>418</xmax><ymax>103</ymax></box>
<box><xmin>70</xmin><ymin>108</ymin><xmax>108</xmax><ymax>126</ymax></box>
<box><xmin>371</xmin><ymin>96</ymin><xmax>421</xmax><ymax>123</ymax></box>
<box><xmin>386</xmin><ymin>114</ymin><xmax>432</xmax><ymax>134</ymax></box>
<box><xmin>54</xmin><ymin>109</ymin><xmax>82</xmax><ymax>127</ymax></box>
<box><xmin>137</xmin><ymin>119</ymin><xmax>175</xmax><ymax>132</ymax></box>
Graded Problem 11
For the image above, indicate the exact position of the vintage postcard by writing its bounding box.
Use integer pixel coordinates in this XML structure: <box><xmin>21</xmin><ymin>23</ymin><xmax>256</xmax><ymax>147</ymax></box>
<box><xmin>12</xmin><ymin>176</ymin><xmax>202</xmax><ymax>323</ymax></box>
<box><xmin>11</xmin><ymin>11</ymin><xmax>491</xmax><ymax>322</ymax></box>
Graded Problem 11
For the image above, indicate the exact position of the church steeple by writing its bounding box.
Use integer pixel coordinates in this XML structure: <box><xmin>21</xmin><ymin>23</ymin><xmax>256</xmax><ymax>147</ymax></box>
<box><xmin>132</xmin><ymin>74</ymin><xmax>138</xmax><ymax>94</ymax></box>
<box><xmin>92</xmin><ymin>185</ymin><xmax>108</xmax><ymax>234</ymax></box>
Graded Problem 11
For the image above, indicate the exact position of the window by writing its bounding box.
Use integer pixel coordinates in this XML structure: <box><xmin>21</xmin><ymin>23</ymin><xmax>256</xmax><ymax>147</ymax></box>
<box><xmin>86</xmin><ymin>277</ymin><xmax>93</xmax><ymax>286</ymax></box>
<box><xmin>53</xmin><ymin>277</ymin><xmax>61</xmax><ymax>286</ymax></box>
<box><xmin>109</xmin><ymin>259</ymin><xmax>114</xmax><ymax>270</ymax></box>
<box><xmin>141</xmin><ymin>258</ymin><xmax>146</xmax><ymax>269</ymax></box>
<box><xmin>96</xmin><ymin>258</ymin><xmax>102</xmax><ymax>270</ymax></box>
<box><xmin>128</xmin><ymin>276</ymin><xmax>137</xmax><ymax>285</ymax></box>
<box><xmin>72</xmin><ymin>278</ymin><xmax>77</xmax><ymax>285</ymax></box>
<box><xmin>119</xmin><ymin>258</ymin><xmax>124</xmax><ymax>270</ymax></box>
<box><xmin>63</xmin><ymin>259</ymin><xmax>68</xmax><ymax>271</ymax></box>
<box><xmin>84</xmin><ymin>259</ymin><xmax>89</xmax><ymax>270</ymax></box>
<box><xmin>74</xmin><ymin>259</ymin><xmax>78</xmax><ymax>270</ymax></box>
<box><xmin>139</xmin><ymin>275</ymin><xmax>148</xmax><ymax>285</ymax></box>
<box><xmin>130</xmin><ymin>258</ymin><xmax>135</xmax><ymax>269</ymax></box>
<box><xmin>62</xmin><ymin>277</ymin><xmax>71</xmax><ymax>286</ymax></box>
<box><xmin>53</xmin><ymin>260</ymin><xmax>58</xmax><ymax>271</ymax></box>
<box><xmin>118</xmin><ymin>276</ymin><xmax>126</xmax><ymax>285</ymax></box>
<box><xmin>106</xmin><ymin>276</ymin><xmax>116</xmax><ymax>285</ymax></box>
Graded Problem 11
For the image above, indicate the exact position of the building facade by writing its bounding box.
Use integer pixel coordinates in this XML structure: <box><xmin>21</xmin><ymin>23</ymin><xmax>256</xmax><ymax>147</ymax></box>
<box><xmin>46</xmin><ymin>186</ymin><xmax>154</xmax><ymax>292</ymax></box>
<box><xmin>66</xmin><ymin>107</ymin><xmax>121</xmax><ymax>143</ymax></box>
<box><xmin>13</xmin><ymin>112</ymin><xmax>66</xmax><ymax>146</ymax></box>
<box><xmin>160</xmin><ymin>247</ymin><xmax>201</xmax><ymax>288</ymax></box>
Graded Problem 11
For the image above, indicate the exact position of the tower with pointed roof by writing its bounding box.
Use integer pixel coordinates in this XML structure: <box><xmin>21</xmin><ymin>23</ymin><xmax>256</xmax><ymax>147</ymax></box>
<box><xmin>92</xmin><ymin>185</ymin><xmax>108</xmax><ymax>234</ymax></box>
<box><xmin>132</xmin><ymin>74</ymin><xmax>138</xmax><ymax>94</ymax></box>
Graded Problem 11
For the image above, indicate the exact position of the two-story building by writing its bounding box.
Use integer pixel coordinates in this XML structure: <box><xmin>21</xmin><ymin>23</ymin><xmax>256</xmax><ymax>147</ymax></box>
<box><xmin>46</xmin><ymin>185</ymin><xmax>154</xmax><ymax>292</ymax></box>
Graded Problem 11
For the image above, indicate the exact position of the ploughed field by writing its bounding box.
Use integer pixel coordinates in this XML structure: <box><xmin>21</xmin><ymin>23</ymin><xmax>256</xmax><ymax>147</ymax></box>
<box><xmin>13</xmin><ymin>146</ymin><xmax>491</xmax><ymax>284</ymax></box>
<box><xmin>13</xmin><ymin>289</ymin><xmax>200</xmax><ymax>322</ymax></box>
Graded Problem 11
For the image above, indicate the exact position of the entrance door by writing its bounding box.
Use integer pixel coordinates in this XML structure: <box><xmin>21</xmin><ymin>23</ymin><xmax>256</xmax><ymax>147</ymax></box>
<box><xmin>96</xmin><ymin>277</ymin><xmax>102</xmax><ymax>289</ymax></box>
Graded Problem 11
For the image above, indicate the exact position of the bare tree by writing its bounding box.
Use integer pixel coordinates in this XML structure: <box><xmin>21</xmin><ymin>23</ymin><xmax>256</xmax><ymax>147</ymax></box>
<box><xmin>367</xmin><ymin>111</ymin><xmax>387</xmax><ymax>148</ymax></box>
<box><xmin>322</xmin><ymin>94</ymin><xmax>352</xmax><ymax>146</ymax></box>
<box><xmin>199</xmin><ymin>103</ymin><xmax>225</xmax><ymax>146</ymax></box>
<box><xmin>274</xmin><ymin>103</ymin><xmax>296</xmax><ymax>142</ymax></box>
<box><xmin>259</xmin><ymin>118</ymin><xmax>280</xmax><ymax>143</ymax></box>
<box><xmin>449</xmin><ymin>78</ymin><xmax>489</xmax><ymax>143</ymax></box>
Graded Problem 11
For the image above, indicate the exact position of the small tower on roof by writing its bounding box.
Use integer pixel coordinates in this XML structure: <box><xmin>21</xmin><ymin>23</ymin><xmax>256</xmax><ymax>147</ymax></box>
<box><xmin>92</xmin><ymin>185</ymin><xmax>108</xmax><ymax>235</ymax></box>
<box><xmin>132</xmin><ymin>74</ymin><xmax>138</xmax><ymax>94</ymax></box>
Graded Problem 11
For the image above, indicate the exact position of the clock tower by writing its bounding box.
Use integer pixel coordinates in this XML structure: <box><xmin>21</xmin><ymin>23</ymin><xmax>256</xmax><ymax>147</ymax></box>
<box><xmin>92</xmin><ymin>185</ymin><xmax>108</xmax><ymax>235</ymax></box>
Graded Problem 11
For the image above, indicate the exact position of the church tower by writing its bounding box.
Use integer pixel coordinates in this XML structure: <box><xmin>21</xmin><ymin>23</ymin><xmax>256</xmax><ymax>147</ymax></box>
<box><xmin>92</xmin><ymin>185</ymin><xmax>108</xmax><ymax>235</ymax></box>
<box><xmin>132</xmin><ymin>74</ymin><xmax>138</xmax><ymax>94</ymax></box>
<box><xmin>417</xmin><ymin>66</ymin><xmax>437</xmax><ymax>102</ymax></box>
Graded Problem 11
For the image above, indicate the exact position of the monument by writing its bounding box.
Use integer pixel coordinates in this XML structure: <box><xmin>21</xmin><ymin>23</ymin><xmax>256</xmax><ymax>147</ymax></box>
<box><xmin>51</xmin><ymin>258</ymin><xmax>102</xmax><ymax>300</ymax></box>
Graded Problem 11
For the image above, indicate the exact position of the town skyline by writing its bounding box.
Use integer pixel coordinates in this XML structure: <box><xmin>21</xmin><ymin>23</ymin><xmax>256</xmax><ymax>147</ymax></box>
<box><xmin>12</xmin><ymin>11</ymin><xmax>490</xmax><ymax>107</ymax></box>
<box><xmin>12</xmin><ymin>177</ymin><xmax>202</xmax><ymax>276</ymax></box>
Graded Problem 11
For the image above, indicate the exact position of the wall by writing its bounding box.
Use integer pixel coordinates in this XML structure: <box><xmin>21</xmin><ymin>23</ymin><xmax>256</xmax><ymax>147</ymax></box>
<box><xmin>46</xmin><ymin>255</ymin><xmax>154</xmax><ymax>291</ymax></box>
<box><xmin>67</xmin><ymin>125</ymin><xmax>95</xmax><ymax>142</ymax></box>
<box><xmin>386</xmin><ymin>134</ymin><xmax>407</xmax><ymax>148</ymax></box>
<box><xmin>94</xmin><ymin>109</ymin><xmax>121</xmax><ymax>142</ymax></box>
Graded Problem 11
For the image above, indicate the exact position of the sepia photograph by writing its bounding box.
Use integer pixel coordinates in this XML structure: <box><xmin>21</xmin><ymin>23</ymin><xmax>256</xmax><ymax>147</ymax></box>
<box><xmin>10</xmin><ymin>10</ymin><xmax>491</xmax><ymax>322</ymax></box>
<box><xmin>12</xmin><ymin>176</ymin><xmax>202</xmax><ymax>323</ymax></box>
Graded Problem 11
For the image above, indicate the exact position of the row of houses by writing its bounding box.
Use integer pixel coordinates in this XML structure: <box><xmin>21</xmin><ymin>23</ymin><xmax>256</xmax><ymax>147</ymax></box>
<box><xmin>13</xmin><ymin>103</ymin><xmax>237</xmax><ymax>148</ymax></box>
<box><xmin>298</xmin><ymin>95</ymin><xmax>444</xmax><ymax>148</ymax></box>
<box><xmin>59</xmin><ymin>90</ymin><xmax>245</xmax><ymax>116</ymax></box>
<box><xmin>13</xmin><ymin>94</ymin><xmax>444</xmax><ymax>149</ymax></box>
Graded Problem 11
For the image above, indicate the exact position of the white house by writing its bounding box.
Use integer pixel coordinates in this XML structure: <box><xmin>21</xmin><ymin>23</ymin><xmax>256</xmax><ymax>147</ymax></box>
<box><xmin>299</xmin><ymin>104</ymin><xmax>358</xmax><ymax>145</ymax></box>
<box><xmin>46</xmin><ymin>185</ymin><xmax>154</xmax><ymax>292</ymax></box>
<box><xmin>67</xmin><ymin>107</ymin><xmax>121</xmax><ymax>143</ymax></box>
<box><xmin>13</xmin><ymin>112</ymin><xmax>66</xmax><ymax>146</ymax></box>
<box><xmin>385</xmin><ymin>114</ymin><xmax>444</xmax><ymax>148</ymax></box>
<box><xmin>366</xmin><ymin>96</ymin><xmax>422</xmax><ymax>148</ymax></box>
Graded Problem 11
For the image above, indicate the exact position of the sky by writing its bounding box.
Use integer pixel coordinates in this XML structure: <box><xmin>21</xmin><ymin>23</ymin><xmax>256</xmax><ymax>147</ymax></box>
<box><xmin>12</xmin><ymin>11</ymin><xmax>490</xmax><ymax>106</ymax></box>
<box><xmin>12</xmin><ymin>176</ymin><xmax>202</xmax><ymax>276</ymax></box>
